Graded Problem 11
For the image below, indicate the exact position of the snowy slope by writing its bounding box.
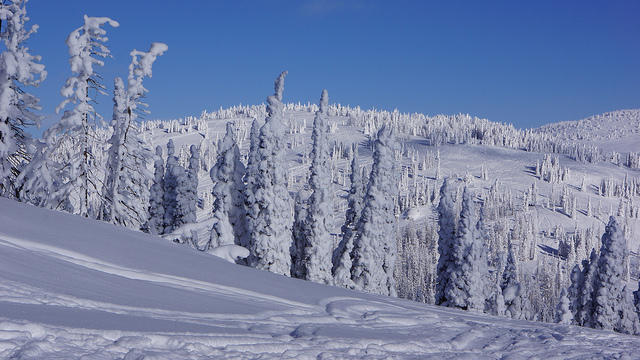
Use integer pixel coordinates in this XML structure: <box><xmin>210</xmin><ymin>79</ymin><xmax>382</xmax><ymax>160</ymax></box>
<box><xmin>1</xmin><ymin>198</ymin><xmax>640</xmax><ymax>359</ymax></box>
<box><xmin>149</xmin><ymin>107</ymin><xmax>640</xmax><ymax>259</ymax></box>
<box><xmin>535</xmin><ymin>109</ymin><xmax>640</xmax><ymax>153</ymax></box>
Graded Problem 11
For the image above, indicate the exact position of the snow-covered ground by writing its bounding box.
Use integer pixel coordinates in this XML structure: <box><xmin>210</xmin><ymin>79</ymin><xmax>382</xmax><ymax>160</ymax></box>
<box><xmin>149</xmin><ymin>107</ymin><xmax>640</xmax><ymax>259</ymax></box>
<box><xmin>535</xmin><ymin>109</ymin><xmax>640</xmax><ymax>153</ymax></box>
<box><xmin>1</xmin><ymin>198</ymin><xmax>640</xmax><ymax>359</ymax></box>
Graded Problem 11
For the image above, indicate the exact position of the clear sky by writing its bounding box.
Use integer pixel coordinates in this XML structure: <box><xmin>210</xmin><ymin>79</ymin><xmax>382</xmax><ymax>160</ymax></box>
<box><xmin>23</xmin><ymin>0</ymin><xmax>640</xmax><ymax>132</ymax></box>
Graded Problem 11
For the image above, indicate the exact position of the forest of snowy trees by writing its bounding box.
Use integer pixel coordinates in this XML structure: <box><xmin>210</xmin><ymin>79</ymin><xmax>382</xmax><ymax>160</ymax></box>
<box><xmin>2</xmin><ymin>0</ymin><xmax>640</xmax><ymax>337</ymax></box>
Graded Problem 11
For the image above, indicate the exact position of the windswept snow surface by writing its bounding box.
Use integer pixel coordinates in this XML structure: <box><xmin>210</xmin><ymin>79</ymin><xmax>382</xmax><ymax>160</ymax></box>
<box><xmin>1</xmin><ymin>198</ymin><xmax>640</xmax><ymax>359</ymax></box>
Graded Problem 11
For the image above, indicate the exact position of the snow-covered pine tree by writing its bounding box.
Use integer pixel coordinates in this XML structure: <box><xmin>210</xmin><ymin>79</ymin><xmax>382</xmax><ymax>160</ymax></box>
<box><xmin>350</xmin><ymin>125</ymin><xmax>399</xmax><ymax>296</ymax></box>
<box><xmin>577</xmin><ymin>249</ymin><xmax>598</xmax><ymax>326</ymax></box>
<box><xmin>438</xmin><ymin>186</ymin><xmax>489</xmax><ymax>311</ymax></box>
<box><xmin>100</xmin><ymin>43</ymin><xmax>166</xmax><ymax>229</ymax></box>
<box><xmin>244</xmin><ymin>118</ymin><xmax>263</xmax><ymax>199</ymax></box>
<box><xmin>145</xmin><ymin>145</ymin><xmax>165</xmax><ymax>234</ymax></box>
<box><xmin>332</xmin><ymin>149</ymin><xmax>365</xmax><ymax>288</ymax></box>
<box><xmin>291</xmin><ymin>189</ymin><xmax>309</xmax><ymax>279</ymax></box>
<box><xmin>15</xmin><ymin>139</ymin><xmax>64</xmax><ymax>208</ymax></box>
<box><xmin>591</xmin><ymin>216</ymin><xmax>638</xmax><ymax>334</ymax></box>
<box><xmin>100</xmin><ymin>77</ymin><xmax>128</xmax><ymax>225</ymax></box>
<box><xmin>173</xmin><ymin>144</ymin><xmax>198</xmax><ymax>227</ymax></box>
<box><xmin>501</xmin><ymin>239</ymin><xmax>526</xmax><ymax>319</ymax></box>
<box><xmin>209</xmin><ymin>122</ymin><xmax>248</xmax><ymax>249</ymax></box>
<box><xmin>55</xmin><ymin>15</ymin><xmax>119</xmax><ymax>217</ymax></box>
<box><xmin>0</xmin><ymin>0</ymin><xmax>46</xmax><ymax>197</ymax></box>
<box><xmin>556</xmin><ymin>289</ymin><xmax>573</xmax><ymax>324</ymax></box>
<box><xmin>299</xmin><ymin>89</ymin><xmax>333</xmax><ymax>284</ymax></box>
<box><xmin>435</xmin><ymin>177</ymin><xmax>459</xmax><ymax>306</ymax></box>
<box><xmin>246</xmin><ymin>71</ymin><xmax>293</xmax><ymax>276</ymax></box>
<box><xmin>620</xmin><ymin>284</ymin><xmax>639</xmax><ymax>334</ymax></box>
<box><xmin>567</xmin><ymin>263</ymin><xmax>583</xmax><ymax>322</ymax></box>
<box><xmin>163</xmin><ymin>139</ymin><xmax>184</xmax><ymax>233</ymax></box>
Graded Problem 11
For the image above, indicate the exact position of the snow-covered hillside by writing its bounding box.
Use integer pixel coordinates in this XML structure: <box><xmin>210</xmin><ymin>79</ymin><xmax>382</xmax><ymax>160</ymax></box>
<box><xmin>1</xmin><ymin>197</ymin><xmax>640</xmax><ymax>359</ymax></box>
<box><xmin>535</xmin><ymin>109</ymin><xmax>640</xmax><ymax>153</ymax></box>
<box><xmin>132</xmin><ymin>102</ymin><xmax>640</xmax><ymax>323</ymax></box>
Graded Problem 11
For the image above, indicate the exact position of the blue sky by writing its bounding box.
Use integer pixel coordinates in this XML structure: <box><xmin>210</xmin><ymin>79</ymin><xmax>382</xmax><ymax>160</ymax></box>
<box><xmin>23</xmin><ymin>0</ymin><xmax>640</xmax><ymax>132</ymax></box>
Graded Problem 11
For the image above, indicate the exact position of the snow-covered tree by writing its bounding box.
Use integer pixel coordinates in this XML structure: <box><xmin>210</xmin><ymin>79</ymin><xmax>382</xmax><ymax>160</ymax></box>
<box><xmin>291</xmin><ymin>189</ymin><xmax>309</xmax><ymax>279</ymax></box>
<box><xmin>100</xmin><ymin>43</ymin><xmax>166</xmax><ymax>229</ymax></box>
<box><xmin>299</xmin><ymin>89</ymin><xmax>333</xmax><ymax>284</ymax></box>
<box><xmin>246</xmin><ymin>71</ymin><xmax>293</xmax><ymax>276</ymax></box>
<box><xmin>438</xmin><ymin>186</ymin><xmax>488</xmax><ymax>311</ymax></box>
<box><xmin>556</xmin><ymin>289</ymin><xmax>573</xmax><ymax>324</ymax></box>
<box><xmin>332</xmin><ymin>150</ymin><xmax>365</xmax><ymax>288</ymax></box>
<box><xmin>350</xmin><ymin>125</ymin><xmax>399</xmax><ymax>296</ymax></box>
<box><xmin>54</xmin><ymin>15</ymin><xmax>119</xmax><ymax>217</ymax></box>
<box><xmin>591</xmin><ymin>216</ymin><xmax>638</xmax><ymax>334</ymax></box>
<box><xmin>209</xmin><ymin>122</ymin><xmax>248</xmax><ymax>250</ymax></box>
<box><xmin>501</xmin><ymin>239</ymin><xmax>527</xmax><ymax>319</ymax></box>
<box><xmin>100</xmin><ymin>77</ymin><xmax>130</xmax><ymax>225</ymax></box>
<box><xmin>244</xmin><ymin>118</ymin><xmax>263</xmax><ymax>199</ymax></box>
<box><xmin>567</xmin><ymin>263</ymin><xmax>583</xmax><ymax>322</ymax></box>
<box><xmin>174</xmin><ymin>144</ymin><xmax>198</xmax><ymax>227</ymax></box>
<box><xmin>14</xmin><ymin>139</ymin><xmax>61</xmax><ymax>208</ymax></box>
<box><xmin>0</xmin><ymin>0</ymin><xmax>46</xmax><ymax>197</ymax></box>
<box><xmin>145</xmin><ymin>145</ymin><xmax>165</xmax><ymax>234</ymax></box>
<box><xmin>435</xmin><ymin>177</ymin><xmax>459</xmax><ymax>305</ymax></box>
<box><xmin>577</xmin><ymin>249</ymin><xmax>598</xmax><ymax>327</ymax></box>
<box><xmin>163</xmin><ymin>139</ymin><xmax>184</xmax><ymax>233</ymax></box>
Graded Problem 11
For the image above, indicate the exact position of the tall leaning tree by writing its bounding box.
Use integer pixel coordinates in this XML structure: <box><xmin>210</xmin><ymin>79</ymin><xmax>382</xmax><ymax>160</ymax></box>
<box><xmin>101</xmin><ymin>43</ymin><xmax>167</xmax><ymax>229</ymax></box>
<box><xmin>54</xmin><ymin>15</ymin><xmax>119</xmax><ymax>217</ymax></box>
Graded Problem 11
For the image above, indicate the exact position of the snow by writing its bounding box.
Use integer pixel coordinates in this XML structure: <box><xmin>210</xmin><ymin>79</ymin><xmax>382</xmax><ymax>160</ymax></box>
<box><xmin>1</xmin><ymin>198</ymin><xmax>640</xmax><ymax>358</ymax></box>
<box><xmin>535</xmin><ymin>109</ymin><xmax>640</xmax><ymax>153</ymax></box>
<box><xmin>209</xmin><ymin>244</ymin><xmax>250</xmax><ymax>263</ymax></box>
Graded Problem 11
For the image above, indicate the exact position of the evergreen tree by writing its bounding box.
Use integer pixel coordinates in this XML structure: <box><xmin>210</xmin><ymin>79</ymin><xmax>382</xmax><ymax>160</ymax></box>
<box><xmin>438</xmin><ymin>186</ymin><xmax>488</xmax><ymax>311</ymax></box>
<box><xmin>54</xmin><ymin>15</ymin><xmax>119</xmax><ymax>217</ymax></box>
<box><xmin>173</xmin><ymin>144</ymin><xmax>198</xmax><ymax>228</ymax></box>
<box><xmin>15</xmin><ymin>139</ymin><xmax>63</xmax><ymax>208</ymax></box>
<box><xmin>100</xmin><ymin>43</ymin><xmax>167</xmax><ymax>227</ymax></box>
<box><xmin>556</xmin><ymin>289</ymin><xmax>573</xmax><ymax>324</ymax></box>
<box><xmin>163</xmin><ymin>139</ymin><xmax>184</xmax><ymax>233</ymax></box>
<box><xmin>567</xmin><ymin>263</ymin><xmax>583</xmax><ymax>322</ymax></box>
<box><xmin>300</xmin><ymin>89</ymin><xmax>333</xmax><ymax>284</ymax></box>
<box><xmin>501</xmin><ymin>239</ymin><xmax>526</xmax><ymax>319</ymax></box>
<box><xmin>0</xmin><ymin>0</ymin><xmax>46</xmax><ymax>197</ymax></box>
<box><xmin>350</xmin><ymin>125</ymin><xmax>399</xmax><ymax>296</ymax></box>
<box><xmin>577</xmin><ymin>249</ymin><xmax>599</xmax><ymax>326</ymax></box>
<box><xmin>243</xmin><ymin>117</ymin><xmax>262</xmax><ymax>245</ymax></box>
<box><xmin>291</xmin><ymin>189</ymin><xmax>309</xmax><ymax>279</ymax></box>
<box><xmin>435</xmin><ymin>177</ymin><xmax>459</xmax><ymax>305</ymax></box>
<box><xmin>209</xmin><ymin>123</ymin><xmax>248</xmax><ymax>249</ymax></box>
<box><xmin>145</xmin><ymin>145</ymin><xmax>165</xmax><ymax>234</ymax></box>
<box><xmin>100</xmin><ymin>77</ymin><xmax>128</xmax><ymax>225</ymax></box>
<box><xmin>244</xmin><ymin>118</ymin><xmax>263</xmax><ymax>200</ymax></box>
<box><xmin>592</xmin><ymin>216</ymin><xmax>637</xmax><ymax>333</ymax></box>
<box><xmin>246</xmin><ymin>71</ymin><xmax>293</xmax><ymax>276</ymax></box>
<box><xmin>332</xmin><ymin>150</ymin><xmax>365</xmax><ymax>288</ymax></box>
